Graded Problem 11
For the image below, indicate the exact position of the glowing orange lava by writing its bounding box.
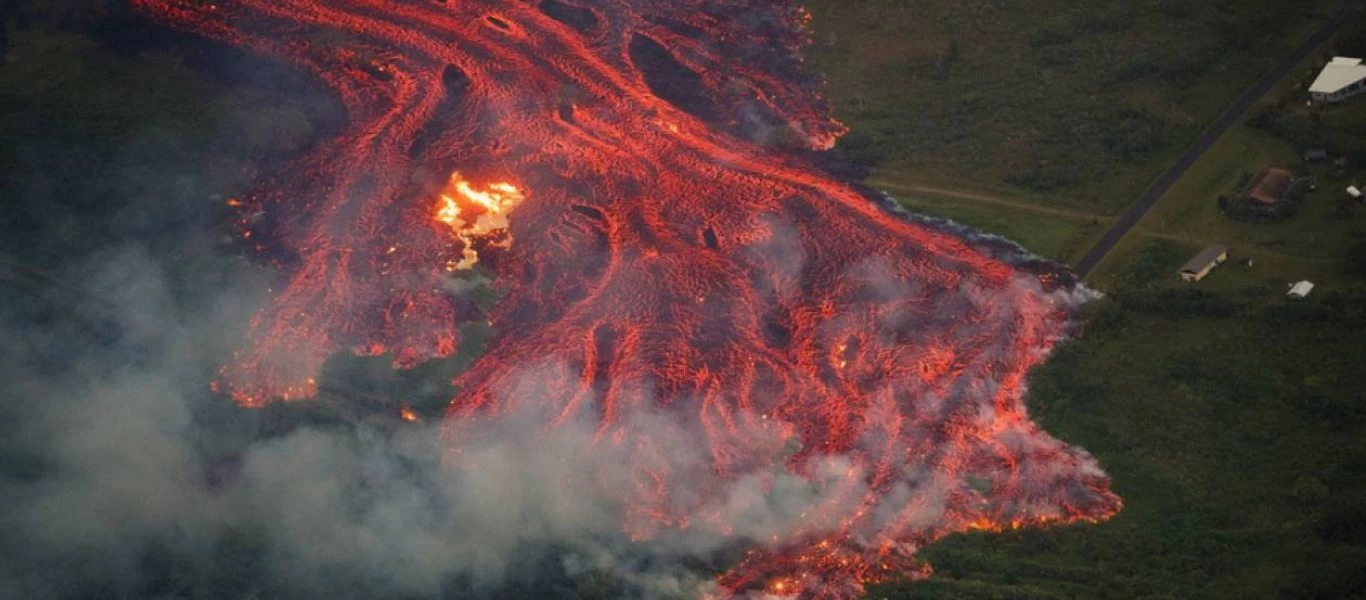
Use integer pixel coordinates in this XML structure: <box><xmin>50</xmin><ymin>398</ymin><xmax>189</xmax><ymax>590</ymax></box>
<box><xmin>434</xmin><ymin>172</ymin><xmax>525</xmax><ymax>271</ymax></box>
<box><xmin>134</xmin><ymin>0</ymin><xmax>1120</xmax><ymax>596</ymax></box>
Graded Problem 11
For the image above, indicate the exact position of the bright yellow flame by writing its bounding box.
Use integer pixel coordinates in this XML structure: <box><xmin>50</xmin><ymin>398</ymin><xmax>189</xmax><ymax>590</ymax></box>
<box><xmin>434</xmin><ymin>172</ymin><xmax>525</xmax><ymax>270</ymax></box>
<box><xmin>400</xmin><ymin>407</ymin><xmax>420</xmax><ymax>422</ymax></box>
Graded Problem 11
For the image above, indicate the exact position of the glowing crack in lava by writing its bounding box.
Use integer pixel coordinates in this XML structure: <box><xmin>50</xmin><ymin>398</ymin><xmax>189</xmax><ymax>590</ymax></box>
<box><xmin>135</xmin><ymin>0</ymin><xmax>1120</xmax><ymax>596</ymax></box>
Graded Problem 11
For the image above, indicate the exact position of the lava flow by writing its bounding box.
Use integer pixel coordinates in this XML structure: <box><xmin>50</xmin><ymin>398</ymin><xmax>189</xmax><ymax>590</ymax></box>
<box><xmin>134</xmin><ymin>0</ymin><xmax>1120</xmax><ymax>597</ymax></box>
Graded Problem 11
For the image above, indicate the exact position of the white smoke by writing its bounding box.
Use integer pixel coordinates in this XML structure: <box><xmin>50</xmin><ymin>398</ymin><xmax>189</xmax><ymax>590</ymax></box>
<box><xmin>0</xmin><ymin>242</ymin><xmax>877</xmax><ymax>600</ymax></box>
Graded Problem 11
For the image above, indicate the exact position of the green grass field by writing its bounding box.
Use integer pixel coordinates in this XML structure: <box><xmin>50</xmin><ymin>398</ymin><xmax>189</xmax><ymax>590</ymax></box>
<box><xmin>803</xmin><ymin>0</ymin><xmax>1339</xmax><ymax>214</ymax></box>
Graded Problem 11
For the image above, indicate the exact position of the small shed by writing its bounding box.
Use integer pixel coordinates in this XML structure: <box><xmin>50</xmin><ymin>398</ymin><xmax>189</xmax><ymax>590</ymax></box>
<box><xmin>1179</xmin><ymin>245</ymin><xmax>1229</xmax><ymax>283</ymax></box>
<box><xmin>1349</xmin><ymin>186</ymin><xmax>1362</xmax><ymax>199</ymax></box>
<box><xmin>1304</xmin><ymin>148</ymin><xmax>1329</xmax><ymax>162</ymax></box>
<box><xmin>1288</xmin><ymin>281</ymin><xmax>1314</xmax><ymax>298</ymax></box>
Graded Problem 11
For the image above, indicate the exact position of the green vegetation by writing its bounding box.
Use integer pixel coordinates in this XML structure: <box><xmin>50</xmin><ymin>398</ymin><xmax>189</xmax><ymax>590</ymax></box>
<box><xmin>804</xmin><ymin>0</ymin><xmax>1337</xmax><ymax>213</ymax></box>
<box><xmin>0</xmin><ymin>26</ymin><xmax>340</xmax><ymax>263</ymax></box>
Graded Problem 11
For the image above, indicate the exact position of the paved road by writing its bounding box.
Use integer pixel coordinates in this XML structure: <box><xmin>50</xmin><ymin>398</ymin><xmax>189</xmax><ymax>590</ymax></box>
<box><xmin>1073</xmin><ymin>2</ymin><xmax>1354</xmax><ymax>278</ymax></box>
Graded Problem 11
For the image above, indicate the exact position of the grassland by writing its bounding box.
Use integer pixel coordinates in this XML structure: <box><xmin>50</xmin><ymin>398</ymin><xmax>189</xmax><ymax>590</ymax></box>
<box><xmin>804</xmin><ymin>0</ymin><xmax>1339</xmax><ymax>213</ymax></box>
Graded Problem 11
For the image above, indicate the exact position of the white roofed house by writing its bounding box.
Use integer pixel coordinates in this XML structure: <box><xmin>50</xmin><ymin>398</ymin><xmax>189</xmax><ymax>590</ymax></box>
<box><xmin>1310</xmin><ymin>57</ymin><xmax>1366</xmax><ymax>103</ymax></box>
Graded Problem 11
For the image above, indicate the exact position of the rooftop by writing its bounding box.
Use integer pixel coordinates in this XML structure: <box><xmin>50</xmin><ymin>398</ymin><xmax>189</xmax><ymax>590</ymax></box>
<box><xmin>1248</xmin><ymin>168</ymin><xmax>1293</xmax><ymax>205</ymax></box>
<box><xmin>1180</xmin><ymin>245</ymin><xmax>1227</xmax><ymax>274</ymax></box>
<box><xmin>1309</xmin><ymin>57</ymin><xmax>1366</xmax><ymax>94</ymax></box>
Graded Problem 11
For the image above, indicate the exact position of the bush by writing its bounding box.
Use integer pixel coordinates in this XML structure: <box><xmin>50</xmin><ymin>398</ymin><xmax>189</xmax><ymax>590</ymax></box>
<box><xmin>1346</xmin><ymin>242</ymin><xmax>1366</xmax><ymax>278</ymax></box>
<box><xmin>1122</xmin><ymin>240</ymin><xmax>1187</xmax><ymax>285</ymax></box>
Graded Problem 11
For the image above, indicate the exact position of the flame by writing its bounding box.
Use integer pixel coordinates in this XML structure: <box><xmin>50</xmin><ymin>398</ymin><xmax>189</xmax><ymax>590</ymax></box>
<box><xmin>434</xmin><ymin>172</ymin><xmax>525</xmax><ymax>271</ymax></box>
<box><xmin>399</xmin><ymin>407</ymin><xmax>420</xmax><ymax>422</ymax></box>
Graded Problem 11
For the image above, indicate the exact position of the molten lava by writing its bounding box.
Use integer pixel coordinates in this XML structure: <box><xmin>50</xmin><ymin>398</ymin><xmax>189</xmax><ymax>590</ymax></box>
<box><xmin>134</xmin><ymin>0</ymin><xmax>1120</xmax><ymax>596</ymax></box>
<box><xmin>434</xmin><ymin>172</ymin><xmax>525</xmax><ymax>271</ymax></box>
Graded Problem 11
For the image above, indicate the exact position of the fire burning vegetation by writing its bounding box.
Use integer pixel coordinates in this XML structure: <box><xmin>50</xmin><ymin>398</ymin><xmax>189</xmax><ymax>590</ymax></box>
<box><xmin>133</xmin><ymin>0</ymin><xmax>1120</xmax><ymax>597</ymax></box>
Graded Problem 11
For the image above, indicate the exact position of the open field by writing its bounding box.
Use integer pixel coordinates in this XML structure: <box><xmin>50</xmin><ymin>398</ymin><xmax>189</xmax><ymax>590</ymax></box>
<box><xmin>804</xmin><ymin>0</ymin><xmax>1339</xmax><ymax>214</ymax></box>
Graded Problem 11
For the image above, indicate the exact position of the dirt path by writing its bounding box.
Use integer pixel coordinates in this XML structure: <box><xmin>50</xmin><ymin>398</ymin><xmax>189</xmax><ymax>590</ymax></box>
<box><xmin>868</xmin><ymin>177</ymin><xmax>1108</xmax><ymax>222</ymax></box>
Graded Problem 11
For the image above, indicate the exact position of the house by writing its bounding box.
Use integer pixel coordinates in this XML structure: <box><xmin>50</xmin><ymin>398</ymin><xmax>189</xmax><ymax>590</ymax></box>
<box><xmin>1288</xmin><ymin>281</ymin><xmax>1315</xmax><ymax>299</ymax></box>
<box><xmin>1304</xmin><ymin>148</ymin><xmax>1329</xmax><ymax>162</ymax></box>
<box><xmin>1248</xmin><ymin>168</ymin><xmax>1294</xmax><ymax>206</ymax></box>
<box><xmin>1179</xmin><ymin>245</ymin><xmax>1228</xmax><ymax>283</ymax></box>
<box><xmin>1349</xmin><ymin>186</ymin><xmax>1362</xmax><ymax>199</ymax></box>
<box><xmin>1309</xmin><ymin>57</ymin><xmax>1366</xmax><ymax>103</ymax></box>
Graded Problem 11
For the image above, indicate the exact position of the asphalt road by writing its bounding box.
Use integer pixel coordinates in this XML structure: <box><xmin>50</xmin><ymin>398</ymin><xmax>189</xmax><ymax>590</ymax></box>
<box><xmin>1073</xmin><ymin>2</ymin><xmax>1355</xmax><ymax>278</ymax></box>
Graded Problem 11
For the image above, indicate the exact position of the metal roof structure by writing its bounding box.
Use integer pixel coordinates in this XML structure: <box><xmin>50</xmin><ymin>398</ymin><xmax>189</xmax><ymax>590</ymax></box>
<box><xmin>1309</xmin><ymin>57</ymin><xmax>1366</xmax><ymax>94</ymax></box>
<box><xmin>1180</xmin><ymin>245</ymin><xmax>1228</xmax><ymax>275</ymax></box>
<box><xmin>1288</xmin><ymin>281</ymin><xmax>1314</xmax><ymax>298</ymax></box>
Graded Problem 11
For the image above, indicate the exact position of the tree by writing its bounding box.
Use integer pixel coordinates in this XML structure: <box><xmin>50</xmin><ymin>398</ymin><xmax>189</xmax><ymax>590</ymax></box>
<box><xmin>0</xmin><ymin>0</ymin><xmax>17</xmax><ymax>61</ymax></box>
<box><xmin>1347</xmin><ymin>242</ymin><xmax>1366</xmax><ymax>278</ymax></box>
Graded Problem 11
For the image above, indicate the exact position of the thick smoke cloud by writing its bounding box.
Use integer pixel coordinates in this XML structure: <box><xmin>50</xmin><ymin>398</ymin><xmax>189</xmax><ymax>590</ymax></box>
<box><xmin>0</xmin><ymin>236</ymin><xmax>879</xmax><ymax>599</ymax></box>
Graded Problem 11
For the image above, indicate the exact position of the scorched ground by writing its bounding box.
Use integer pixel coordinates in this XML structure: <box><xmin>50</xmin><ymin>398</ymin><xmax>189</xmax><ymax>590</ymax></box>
<box><xmin>133</xmin><ymin>0</ymin><xmax>1121</xmax><ymax>597</ymax></box>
